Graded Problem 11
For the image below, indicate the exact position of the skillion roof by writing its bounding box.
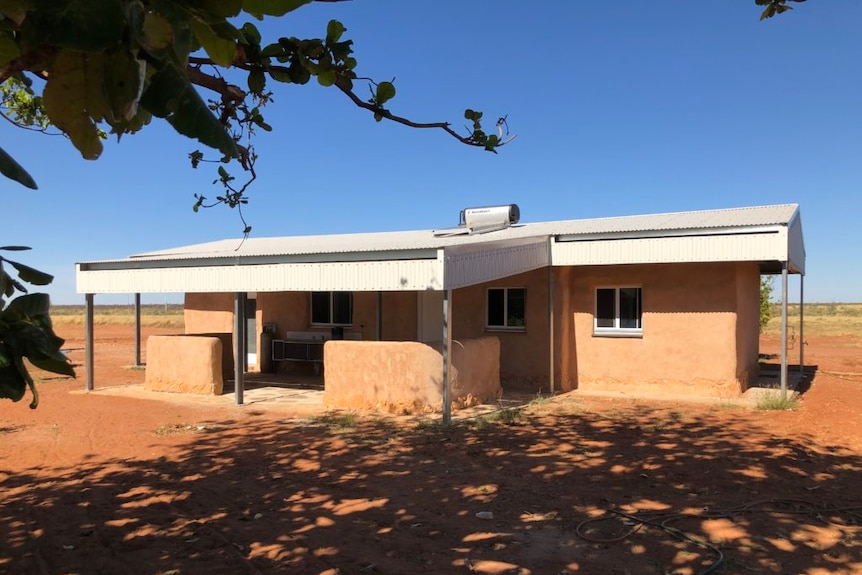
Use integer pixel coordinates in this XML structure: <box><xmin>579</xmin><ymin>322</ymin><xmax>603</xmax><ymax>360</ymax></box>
<box><xmin>76</xmin><ymin>203</ymin><xmax>804</xmax><ymax>294</ymax></box>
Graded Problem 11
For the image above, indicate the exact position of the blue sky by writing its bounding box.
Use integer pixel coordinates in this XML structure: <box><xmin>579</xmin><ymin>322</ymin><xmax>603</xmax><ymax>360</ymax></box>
<box><xmin>3</xmin><ymin>1</ymin><xmax>860</xmax><ymax>304</ymax></box>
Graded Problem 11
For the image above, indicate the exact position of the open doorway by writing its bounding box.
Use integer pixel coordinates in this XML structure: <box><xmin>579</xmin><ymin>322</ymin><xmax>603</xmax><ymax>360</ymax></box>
<box><xmin>417</xmin><ymin>290</ymin><xmax>443</xmax><ymax>343</ymax></box>
<box><xmin>246</xmin><ymin>293</ymin><xmax>257</xmax><ymax>367</ymax></box>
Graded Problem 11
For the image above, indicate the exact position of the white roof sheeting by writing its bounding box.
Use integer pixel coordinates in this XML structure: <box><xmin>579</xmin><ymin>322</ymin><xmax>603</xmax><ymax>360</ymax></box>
<box><xmin>76</xmin><ymin>204</ymin><xmax>804</xmax><ymax>294</ymax></box>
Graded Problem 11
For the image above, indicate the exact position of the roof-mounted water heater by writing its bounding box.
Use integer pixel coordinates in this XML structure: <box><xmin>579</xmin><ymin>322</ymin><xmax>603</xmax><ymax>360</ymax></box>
<box><xmin>459</xmin><ymin>204</ymin><xmax>520</xmax><ymax>234</ymax></box>
<box><xmin>432</xmin><ymin>203</ymin><xmax>520</xmax><ymax>237</ymax></box>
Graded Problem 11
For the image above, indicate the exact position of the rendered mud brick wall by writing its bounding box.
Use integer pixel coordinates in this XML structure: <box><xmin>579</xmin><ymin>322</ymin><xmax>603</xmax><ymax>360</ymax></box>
<box><xmin>734</xmin><ymin>262</ymin><xmax>762</xmax><ymax>389</ymax></box>
<box><xmin>452</xmin><ymin>269</ymin><xmax>551</xmax><ymax>391</ymax></box>
<box><xmin>323</xmin><ymin>337</ymin><xmax>501</xmax><ymax>413</ymax></box>
<box><xmin>144</xmin><ymin>336</ymin><xmax>224</xmax><ymax>395</ymax></box>
<box><xmin>184</xmin><ymin>293</ymin><xmax>235</xmax><ymax>334</ymax></box>
<box><xmin>560</xmin><ymin>262</ymin><xmax>759</xmax><ymax>396</ymax></box>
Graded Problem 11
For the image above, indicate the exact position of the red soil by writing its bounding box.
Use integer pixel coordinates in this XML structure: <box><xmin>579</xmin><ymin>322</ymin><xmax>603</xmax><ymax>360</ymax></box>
<box><xmin>1</xmin><ymin>325</ymin><xmax>860</xmax><ymax>575</ymax></box>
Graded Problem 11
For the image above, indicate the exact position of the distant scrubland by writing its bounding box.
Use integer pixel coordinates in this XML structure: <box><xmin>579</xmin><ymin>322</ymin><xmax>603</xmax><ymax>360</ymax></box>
<box><xmin>763</xmin><ymin>303</ymin><xmax>862</xmax><ymax>338</ymax></box>
<box><xmin>50</xmin><ymin>304</ymin><xmax>185</xmax><ymax>328</ymax></box>
<box><xmin>48</xmin><ymin>302</ymin><xmax>861</xmax><ymax>337</ymax></box>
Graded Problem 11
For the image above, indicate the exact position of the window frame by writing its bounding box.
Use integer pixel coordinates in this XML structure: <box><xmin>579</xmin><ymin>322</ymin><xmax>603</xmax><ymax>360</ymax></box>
<box><xmin>310</xmin><ymin>291</ymin><xmax>354</xmax><ymax>327</ymax></box>
<box><xmin>593</xmin><ymin>286</ymin><xmax>643</xmax><ymax>337</ymax></box>
<box><xmin>486</xmin><ymin>287</ymin><xmax>527</xmax><ymax>331</ymax></box>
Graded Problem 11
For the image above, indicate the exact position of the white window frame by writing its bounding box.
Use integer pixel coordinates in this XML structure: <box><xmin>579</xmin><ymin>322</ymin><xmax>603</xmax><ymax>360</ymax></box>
<box><xmin>593</xmin><ymin>286</ymin><xmax>643</xmax><ymax>337</ymax></box>
<box><xmin>310</xmin><ymin>291</ymin><xmax>353</xmax><ymax>326</ymax></box>
<box><xmin>486</xmin><ymin>287</ymin><xmax>526</xmax><ymax>331</ymax></box>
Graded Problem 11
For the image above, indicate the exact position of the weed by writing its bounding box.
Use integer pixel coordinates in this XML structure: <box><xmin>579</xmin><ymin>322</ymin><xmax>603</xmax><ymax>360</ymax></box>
<box><xmin>153</xmin><ymin>423</ymin><xmax>201</xmax><ymax>436</ymax></box>
<box><xmin>755</xmin><ymin>392</ymin><xmax>800</xmax><ymax>411</ymax></box>
<box><xmin>308</xmin><ymin>411</ymin><xmax>360</xmax><ymax>429</ymax></box>
<box><xmin>480</xmin><ymin>407</ymin><xmax>524</xmax><ymax>425</ymax></box>
<box><xmin>415</xmin><ymin>419</ymin><xmax>445</xmax><ymax>432</ymax></box>
<box><xmin>529</xmin><ymin>392</ymin><xmax>554</xmax><ymax>406</ymax></box>
<box><xmin>667</xmin><ymin>410</ymin><xmax>685</xmax><ymax>422</ymax></box>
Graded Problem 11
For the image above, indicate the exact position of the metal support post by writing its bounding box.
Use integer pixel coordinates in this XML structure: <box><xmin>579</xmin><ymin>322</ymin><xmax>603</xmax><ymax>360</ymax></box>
<box><xmin>442</xmin><ymin>290</ymin><xmax>452</xmax><ymax>424</ymax></box>
<box><xmin>85</xmin><ymin>293</ymin><xmax>94</xmax><ymax>391</ymax></box>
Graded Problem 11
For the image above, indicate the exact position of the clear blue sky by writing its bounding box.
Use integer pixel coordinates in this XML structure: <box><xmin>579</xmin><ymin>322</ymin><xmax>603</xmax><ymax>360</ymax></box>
<box><xmin>3</xmin><ymin>1</ymin><xmax>860</xmax><ymax>304</ymax></box>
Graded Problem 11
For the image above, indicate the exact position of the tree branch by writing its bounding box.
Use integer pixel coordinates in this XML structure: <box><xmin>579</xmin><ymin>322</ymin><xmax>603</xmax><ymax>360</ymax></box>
<box><xmin>186</xmin><ymin>65</ymin><xmax>244</xmax><ymax>105</ymax></box>
<box><xmin>0</xmin><ymin>46</ymin><xmax>57</xmax><ymax>85</ymax></box>
<box><xmin>331</xmin><ymin>77</ymin><xmax>483</xmax><ymax>146</ymax></box>
<box><xmin>185</xmin><ymin>57</ymin><xmax>492</xmax><ymax>148</ymax></box>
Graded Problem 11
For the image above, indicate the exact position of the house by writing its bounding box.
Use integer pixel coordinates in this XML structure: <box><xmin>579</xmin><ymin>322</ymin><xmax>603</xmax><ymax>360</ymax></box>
<box><xmin>76</xmin><ymin>203</ymin><xmax>806</xmax><ymax>418</ymax></box>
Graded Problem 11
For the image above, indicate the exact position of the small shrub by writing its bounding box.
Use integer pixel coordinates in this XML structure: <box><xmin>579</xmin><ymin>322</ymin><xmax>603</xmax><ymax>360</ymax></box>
<box><xmin>756</xmin><ymin>392</ymin><xmax>800</xmax><ymax>411</ymax></box>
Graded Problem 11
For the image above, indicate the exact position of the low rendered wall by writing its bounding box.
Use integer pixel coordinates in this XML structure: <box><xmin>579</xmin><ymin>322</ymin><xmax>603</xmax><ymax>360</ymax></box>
<box><xmin>144</xmin><ymin>336</ymin><xmax>224</xmax><ymax>395</ymax></box>
<box><xmin>186</xmin><ymin>332</ymin><xmax>234</xmax><ymax>380</ymax></box>
<box><xmin>323</xmin><ymin>337</ymin><xmax>501</xmax><ymax>414</ymax></box>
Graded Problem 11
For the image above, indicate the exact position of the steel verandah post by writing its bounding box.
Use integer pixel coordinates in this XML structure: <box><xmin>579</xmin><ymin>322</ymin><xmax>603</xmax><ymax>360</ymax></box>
<box><xmin>780</xmin><ymin>263</ymin><xmax>788</xmax><ymax>400</ymax></box>
<box><xmin>442</xmin><ymin>289</ymin><xmax>452</xmax><ymax>424</ymax></box>
<box><xmin>377</xmin><ymin>291</ymin><xmax>383</xmax><ymax>341</ymax></box>
<box><xmin>234</xmin><ymin>292</ymin><xmax>245</xmax><ymax>405</ymax></box>
<box><xmin>799</xmin><ymin>275</ymin><xmax>805</xmax><ymax>377</ymax></box>
<box><xmin>85</xmin><ymin>293</ymin><xmax>94</xmax><ymax>391</ymax></box>
<box><xmin>548</xmin><ymin>239</ymin><xmax>554</xmax><ymax>394</ymax></box>
<box><xmin>134</xmin><ymin>293</ymin><xmax>142</xmax><ymax>367</ymax></box>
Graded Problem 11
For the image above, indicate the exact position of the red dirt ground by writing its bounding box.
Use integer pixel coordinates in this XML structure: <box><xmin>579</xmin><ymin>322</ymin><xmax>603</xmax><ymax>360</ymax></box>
<box><xmin>1</xmin><ymin>325</ymin><xmax>860</xmax><ymax>575</ymax></box>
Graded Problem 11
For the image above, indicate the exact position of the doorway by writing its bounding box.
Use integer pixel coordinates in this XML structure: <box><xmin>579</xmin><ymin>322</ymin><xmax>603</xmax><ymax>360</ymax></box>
<box><xmin>417</xmin><ymin>291</ymin><xmax>443</xmax><ymax>343</ymax></box>
<box><xmin>246</xmin><ymin>293</ymin><xmax>257</xmax><ymax>367</ymax></box>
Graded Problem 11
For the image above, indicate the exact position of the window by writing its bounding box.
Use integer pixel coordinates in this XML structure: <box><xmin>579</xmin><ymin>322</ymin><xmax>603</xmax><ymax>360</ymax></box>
<box><xmin>487</xmin><ymin>287</ymin><xmax>526</xmax><ymax>329</ymax></box>
<box><xmin>311</xmin><ymin>291</ymin><xmax>353</xmax><ymax>325</ymax></box>
<box><xmin>594</xmin><ymin>287</ymin><xmax>642</xmax><ymax>336</ymax></box>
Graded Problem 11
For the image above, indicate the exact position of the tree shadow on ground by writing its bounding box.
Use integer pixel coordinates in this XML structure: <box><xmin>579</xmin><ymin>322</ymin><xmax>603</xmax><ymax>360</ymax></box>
<box><xmin>2</xmin><ymin>399</ymin><xmax>860</xmax><ymax>575</ymax></box>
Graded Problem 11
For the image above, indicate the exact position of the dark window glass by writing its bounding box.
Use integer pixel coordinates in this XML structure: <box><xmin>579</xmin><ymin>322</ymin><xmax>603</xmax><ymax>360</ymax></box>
<box><xmin>619</xmin><ymin>287</ymin><xmax>642</xmax><ymax>329</ymax></box>
<box><xmin>507</xmin><ymin>288</ymin><xmax>526</xmax><ymax>327</ymax></box>
<box><xmin>311</xmin><ymin>292</ymin><xmax>330</xmax><ymax>324</ymax></box>
<box><xmin>487</xmin><ymin>288</ymin><xmax>505</xmax><ymax>326</ymax></box>
<box><xmin>332</xmin><ymin>291</ymin><xmax>353</xmax><ymax>324</ymax></box>
<box><xmin>596</xmin><ymin>288</ymin><xmax>616</xmax><ymax>328</ymax></box>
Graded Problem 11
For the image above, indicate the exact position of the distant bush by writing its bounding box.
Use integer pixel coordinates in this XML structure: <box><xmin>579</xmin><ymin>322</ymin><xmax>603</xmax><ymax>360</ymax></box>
<box><xmin>760</xmin><ymin>276</ymin><xmax>774</xmax><ymax>332</ymax></box>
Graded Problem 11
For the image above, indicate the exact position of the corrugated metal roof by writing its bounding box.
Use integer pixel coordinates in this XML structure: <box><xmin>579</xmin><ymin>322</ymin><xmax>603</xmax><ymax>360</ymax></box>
<box><xmin>82</xmin><ymin>203</ymin><xmax>799</xmax><ymax>265</ymax></box>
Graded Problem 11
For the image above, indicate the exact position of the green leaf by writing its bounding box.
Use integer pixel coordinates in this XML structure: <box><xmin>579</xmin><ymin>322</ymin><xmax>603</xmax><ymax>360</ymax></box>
<box><xmin>248</xmin><ymin>68</ymin><xmax>266</xmax><ymax>93</ymax></box>
<box><xmin>0</xmin><ymin>146</ymin><xmax>37</xmax><ymax>189</ymax></box>
<box><xmin>29</xmin><ymin>355</ymin><xmax>76</xmax><ymax>378</ymax></box>
<box><xmin>42</xmin><ymin>50</ymin><xmax>104</xmax><ymax>160</ymax></box>
<box><xmin>317</xmin><ymin>69</ymin><xmax>336</xmax><ymax>87</ymax></box>
<box><xmin>80</xmin><ymin>52</ymin><xmax>109</xmax><ymax>125</ymax></box>
<box><xmin>0</xmin><ymin>32</ymin><xmax>20</xmax><ymax>68</ymax></box>
<box><xmin>5</xmin><ymin>292</ymin><xmax>51</xmax><ymax>316</ymax></box>
<box><xmin>484</xmin><ymin>134</ymin><xmax>500</xmax><ymax>152</ymax></box>
<box><xmin>142</xmin><ymin>12</ymin><xmax>176</xmax><ymax>53</ymax></box>
<box><xmin>141</xmin><ymin>60</ymin><xmax>238</xmax><ymax>158</ymax></box>
<box><xmin>188</xmin><ymin>0</ymin><xmax>243</xmax><ymax>19</ymax></box>
<box><xmin>241</xmin><ymin>22</ymin><xmax>261</xmax><ymax>46</ymax></box>
<box><xmin>6</xmin><ymin>259</ymin><xmax>53</xmax><ymax>286</ymax></box>
<box><xmin>376</xmin><ymin>81</ymin><xmax>396</xmax><ymax>106</ymax></box>
<box><xmin>269</xmin><ymin>67</ymin><xmax>292</xmax><ymax>83</ymax></box>
<box><xmin>260</xmin><ymin>42</ymin><xmax>284</xmax><ymax>58</ymax></box>
<box><xmin>190</xmin><ymin>18</ymin><xmax>236</xmax><ymax>67</ymax></box>
<box><xmin>0</xmin><ymin>364</ymin><xmax>27</xmax><ymax>402</ymax></box>
<box><xmin>18</xmin><ymin>0</ymin><xmax>124</xmax><ymax>53</ymax></box>
<box><xmin>326</xmin><ymin>20</ymin><xmax>345</xmax><ymax>44</ymax></box>
<box><xmin>243</xmin><ymin>0</ymin><xmax>312</xmax><ymax>18</ymax></box>
<box><xmin>102</xmin><ymin>49</ymin><xmax>145</xmax><ymax>124</ymax></box>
